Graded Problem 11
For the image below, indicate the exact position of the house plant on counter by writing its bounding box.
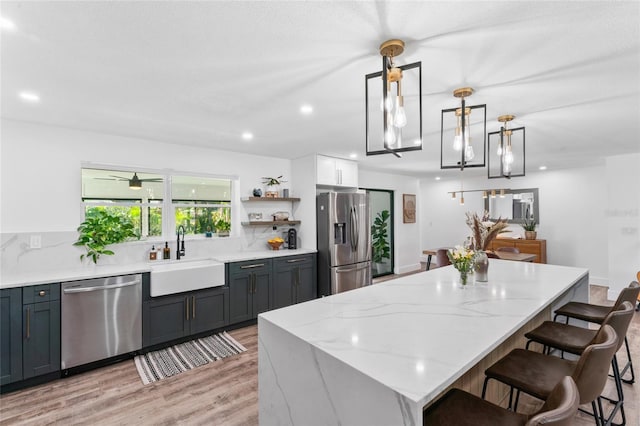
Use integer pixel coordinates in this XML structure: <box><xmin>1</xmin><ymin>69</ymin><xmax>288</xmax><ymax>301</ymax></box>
<box><xmin>371</xmin><ymin>210</ymin><xmax>391</xmax><ymax>274</ymax></box>
<box><xmin>73</xmin><ymin>208</ymin><xmax>140</xmax><ymax>264</ymax></box>
<box><xmin>466</xmin><ymin>211</ymin><xmax>509</xmax><ymax>282</ymax></box>
<box><xmin>521</xmin><ymin>218</ymin><xmax>537</xmax><ymax>240</ymax></box>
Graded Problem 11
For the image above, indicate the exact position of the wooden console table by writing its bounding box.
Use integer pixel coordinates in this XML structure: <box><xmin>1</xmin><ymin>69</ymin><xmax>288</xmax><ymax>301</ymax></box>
<box><xmin>487</xmin><ymin>239</ymin><xmax>547</xmax><ymax>263</ymax></box>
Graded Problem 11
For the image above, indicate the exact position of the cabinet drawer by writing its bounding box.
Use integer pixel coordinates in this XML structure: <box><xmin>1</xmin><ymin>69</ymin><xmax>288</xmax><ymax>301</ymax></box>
<box><xmin>228</xmin><ymin>259</ymin><xmax>271</xmax><ymax>276</ymax></box>
<box><xmin>273</xmin><ymin>255</ymin><xmax>314</xmax><ymax>271</ymax></box>
<box><xmin>23</xmin><ymin>283</ymin><xmax>60</xmax><ymax>305</ymax></box>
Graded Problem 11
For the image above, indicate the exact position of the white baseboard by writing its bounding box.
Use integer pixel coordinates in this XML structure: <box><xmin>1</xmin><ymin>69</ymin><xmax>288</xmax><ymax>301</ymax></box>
<box><xmin>589</xmin><ymin>276</ymin><xmax>609</xmax><ymax>287</ymax></box>
<box><xmin>396</xmin><ymin>263</ymin><xmax>422</xmax><ymax>275</ymax></box>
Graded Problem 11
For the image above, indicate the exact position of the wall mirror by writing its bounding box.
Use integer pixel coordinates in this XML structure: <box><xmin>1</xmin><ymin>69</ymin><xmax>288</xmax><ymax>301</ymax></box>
<box><xmin>484</xmin><ymin>188</ymin><xmax>539</xmax><ymax>224</ymax></box>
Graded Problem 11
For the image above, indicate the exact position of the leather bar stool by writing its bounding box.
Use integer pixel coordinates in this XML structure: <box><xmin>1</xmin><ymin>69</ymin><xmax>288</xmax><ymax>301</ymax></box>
<box><xmin>554</xmin><ymin>281</ymin><xmax>639</xmax><ymax>384</ymax></box>
<box><xmin>525</xmin><ymin>302</ymin><xmax>634</xmax><ymax>426</ymax></box>
<box><xmin>482</xmin><ymin>325</ymin><xmax>618</xmax><ymax>426</ymax></box>
<box><xmin>423</xmin><ymin>376</ymin><xmax>579</xmax><ymax>426</ymax></box>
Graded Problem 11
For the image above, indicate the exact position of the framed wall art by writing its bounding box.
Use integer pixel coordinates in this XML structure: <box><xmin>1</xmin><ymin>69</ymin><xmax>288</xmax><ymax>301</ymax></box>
<box><xmin>403</xmin><ymin>194</ymin><xmax>416</xmax><ymax>223</ymax></box>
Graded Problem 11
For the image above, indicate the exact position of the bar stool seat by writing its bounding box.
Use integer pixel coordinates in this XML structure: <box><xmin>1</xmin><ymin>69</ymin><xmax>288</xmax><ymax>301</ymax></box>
<box><xmin>525</xmin><ymin>321</ymin><xmax>595</xmax><ymax>354</ymax></box>
<box><xmin>485</xmin><ymin>349</ymin><xmax>575</xmax><ymax>401</ymax></box>
<box><xmin>554</xmin><ymin>302</ymin><xmax>611</xmax><ymax>323</ymax></box>
<box><xmin>423</xmin><ymin>376</ymin><xmax>579</xmax><ymax>426</ymax></box>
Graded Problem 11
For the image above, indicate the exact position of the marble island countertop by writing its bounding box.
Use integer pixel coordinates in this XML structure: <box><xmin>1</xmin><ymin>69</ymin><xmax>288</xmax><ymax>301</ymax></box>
<box><xmin>0</xmin><ymin>248</ymin><xmax>316</xmax><ymax>288</ymax></box>
<box><xmin>258</xmin><ymin>260</ymin><xmax>589</xmax><ymax>425</ymax></box>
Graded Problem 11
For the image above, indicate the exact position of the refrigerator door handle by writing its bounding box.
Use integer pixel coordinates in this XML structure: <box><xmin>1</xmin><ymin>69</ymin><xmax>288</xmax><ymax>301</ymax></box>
<box><xmin>336</xmin><ymin>264</ymin><xmax>370</xmax><ymax>273</ymax></box>
<box><xmin>349</xmin><ymin>206</ymin><xmax>358</xmax><ymax>252</ymax></box>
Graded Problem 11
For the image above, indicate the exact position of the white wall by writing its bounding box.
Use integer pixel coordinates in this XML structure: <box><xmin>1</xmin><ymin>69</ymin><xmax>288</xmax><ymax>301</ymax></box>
<box><xmin>0</xmin><ymin>119</ymin><xmax>318</xmax><ymax>275</ymax></box>
<box><xmin>420</xmin><ymin>165</ymin><xmax>610</xmax><ymax>284</ymax></box>
<box><xmin>359</xmin><ymin>169</ymin><xmax>421</xmax><ymax>274</ymax></box>
<box><xmin>1</xmin><ymin>119</ymin><xmax>295</xmax><ymax>234</ymax></box>
<box><xmin>605</xmin><ymin>153</ymin><xmax>640</xmax><ymax>299</ymax></box>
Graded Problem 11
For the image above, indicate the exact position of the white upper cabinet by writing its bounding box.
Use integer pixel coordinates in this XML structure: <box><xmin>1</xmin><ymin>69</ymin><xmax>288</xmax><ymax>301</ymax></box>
<box><xmin>316</xmin><ymin>155</ymin><xmax>358</xmax><ymax>187</ymax></box>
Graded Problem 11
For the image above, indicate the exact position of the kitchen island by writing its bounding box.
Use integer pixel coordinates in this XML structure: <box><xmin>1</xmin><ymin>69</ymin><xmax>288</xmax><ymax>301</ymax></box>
<box><xmin>258</xmin><ymin>260</ymin><xmax>588</xmax><ymax>425</ymax></box>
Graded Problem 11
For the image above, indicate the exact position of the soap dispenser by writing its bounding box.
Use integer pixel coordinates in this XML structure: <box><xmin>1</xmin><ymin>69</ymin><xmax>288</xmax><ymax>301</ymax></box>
<box><xmin>163</xmin><ymin>242</ymin><xmax>171</xmax><ymax>259</ymax></box>
<box><xmin>149</xmin><ymin>245</ymin><xmax>157</xmax><ymax>261</ymax></box>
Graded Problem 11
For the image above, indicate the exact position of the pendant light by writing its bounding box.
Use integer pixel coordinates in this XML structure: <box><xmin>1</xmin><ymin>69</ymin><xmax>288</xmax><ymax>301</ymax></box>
<box><xmin>441</xmin><ymin>87</ymin><xmax>486</xmax><ymax>170</ymax></box>
<box><xmin>366</xmin><ymin>39</ymin><xmax>422</xmax><ymax>157</ymax></box>
<box><xmin>488</xmin><ymin>115</ymin><xmax>526</xmax><ymax>179</ymax></box>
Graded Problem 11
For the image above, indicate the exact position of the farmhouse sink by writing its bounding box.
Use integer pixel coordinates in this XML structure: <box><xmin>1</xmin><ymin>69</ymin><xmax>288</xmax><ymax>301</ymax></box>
<box><xmin>150</xmin><ymin>259</ymin><xmax>225</xmax><ymax>297</ymax></box>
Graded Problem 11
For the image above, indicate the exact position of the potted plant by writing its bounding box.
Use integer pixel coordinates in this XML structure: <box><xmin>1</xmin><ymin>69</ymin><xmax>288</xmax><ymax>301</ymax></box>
<box><xmin>73</xmin><ymin>209</ymin><xmax>139</xmax><ymax>263</ymax></box>
<box><xmin>262</xmin><ymin>175</ymin><xmax>286</xmax><ymax>198</ymax></box>
<box><xmin>522</xmin><ymin>218</ymin><xmax>537</xmax><ymax>240</ymax></box>
<box><xmin>371</xmin><ymin>210</ymin><xmax>391</xmax><ymax>272</ymax></box>
<box><xmin>214</xmin><ymin>219</ymin><xmax>231</xmax><ymax>237</ymax></box>
<box><xmin>211</xmin><ymin>210</ymin><xmax>231</xmax><ymax>237</ymax></box>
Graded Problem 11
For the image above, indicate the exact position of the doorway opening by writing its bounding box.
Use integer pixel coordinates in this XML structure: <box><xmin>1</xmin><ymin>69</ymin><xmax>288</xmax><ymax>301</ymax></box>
<box><xmin>364</xmin><ymin>188</ymin><xmax>394</xmax><ymax>278</ymax></box>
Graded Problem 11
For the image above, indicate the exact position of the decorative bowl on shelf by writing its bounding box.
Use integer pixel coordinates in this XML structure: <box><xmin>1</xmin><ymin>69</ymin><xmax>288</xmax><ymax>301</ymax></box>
<box><xmin>267</xmin><ymin>237</ymin><xmax>285</xmax><ymax>250</ymax></box>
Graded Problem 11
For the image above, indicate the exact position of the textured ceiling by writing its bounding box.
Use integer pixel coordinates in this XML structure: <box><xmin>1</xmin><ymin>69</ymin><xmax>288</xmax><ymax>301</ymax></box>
<box><xmin>1</xmin><ymin>1</ymin><xmax>639</xmax><ymax>178</ymax></box>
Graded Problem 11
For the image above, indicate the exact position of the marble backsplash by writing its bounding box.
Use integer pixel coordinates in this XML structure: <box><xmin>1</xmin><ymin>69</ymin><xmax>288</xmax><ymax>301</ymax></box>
<box><xmin>1</xmin><ymin>227</ymin><xmax>287</xmax><ymax>281</ymax></box>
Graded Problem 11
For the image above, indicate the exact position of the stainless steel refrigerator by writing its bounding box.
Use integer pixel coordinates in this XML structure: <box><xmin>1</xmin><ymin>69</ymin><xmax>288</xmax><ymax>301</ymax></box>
<box><xmin>317</xmin><ymin>192</ymin><xmax>371</xmax><ymax>296</ymax></box>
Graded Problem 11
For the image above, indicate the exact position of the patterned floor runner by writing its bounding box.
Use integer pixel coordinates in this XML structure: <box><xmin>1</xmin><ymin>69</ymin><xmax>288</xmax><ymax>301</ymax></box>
<box><xmin>134</xmin><ymin>331</ymin><xmax>247</xmax><ymax>385</ymax></box>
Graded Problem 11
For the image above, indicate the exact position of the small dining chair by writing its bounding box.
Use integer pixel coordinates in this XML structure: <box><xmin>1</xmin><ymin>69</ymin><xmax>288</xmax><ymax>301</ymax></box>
<box><xmin>496</xmin><ymin>246</ymin><xmax>520</xmax><ymax>254</ymax></box>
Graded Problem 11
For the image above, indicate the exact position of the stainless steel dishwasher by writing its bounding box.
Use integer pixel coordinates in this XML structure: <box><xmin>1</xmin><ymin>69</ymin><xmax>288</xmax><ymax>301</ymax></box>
<box><xmin>61</xmin><ymin>274</ymin><xmax>142</xmax><ymax>370</ymax></box>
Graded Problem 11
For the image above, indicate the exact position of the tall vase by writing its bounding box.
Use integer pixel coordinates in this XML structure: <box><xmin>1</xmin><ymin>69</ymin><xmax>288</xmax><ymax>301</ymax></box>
<box><xmin>474</xmin><ymin>251</ymin><xmax>489</xmax><ymax>282</ymax></box>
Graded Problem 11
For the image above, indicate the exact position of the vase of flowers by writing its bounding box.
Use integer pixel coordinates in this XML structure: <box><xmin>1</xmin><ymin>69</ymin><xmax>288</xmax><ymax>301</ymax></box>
<box><xmin>466</xmin><ymin>211</ymin><xmax>509</xmax><ymax>282</ymax></box>
<box><xmin>448</xmin><ymin>246</ymin><xmax>475</xmax><ymax>287</ymax></box>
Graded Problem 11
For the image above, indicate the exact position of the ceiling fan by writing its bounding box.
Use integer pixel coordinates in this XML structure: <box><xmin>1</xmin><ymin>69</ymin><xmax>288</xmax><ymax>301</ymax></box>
<box><xmin>96</xmin><ymin>172</ymin><xmax>162</xmax><ymax>190</ymax></box>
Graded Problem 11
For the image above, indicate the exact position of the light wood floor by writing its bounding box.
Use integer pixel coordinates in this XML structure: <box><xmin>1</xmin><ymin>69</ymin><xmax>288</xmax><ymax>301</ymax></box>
<box><xmin>0</xmin><ymin>285</ymin><xmax>638</xmax><ymax>425</ymax></box>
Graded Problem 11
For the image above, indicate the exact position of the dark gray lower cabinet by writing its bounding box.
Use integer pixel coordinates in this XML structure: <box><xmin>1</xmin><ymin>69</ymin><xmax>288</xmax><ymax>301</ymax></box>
<box><xmin>23</xmin><ymin>301</ymin><xmax>60</xmax><ymax>379</ymax></box>
<box><xmin>22</xmin><ymin>284</ymin><xmax>61</xmax><ymax>380</ymax></box>
<box><xmin>143</xmin><ymin>286</ymin><xmax>229</xmax><ymax>347</ymax></box>
<box><xmin>272</xmin><ymin>254</ymin><xmax>317</xmax><ymax>309</ymax></box>
<box><xmin>228</xmin><ymin>260</ymin><xmax>272</xmax><ymax>324</ymax></box>
<box><xmin>1</xmin><ymin>284</ymin><xmax>61</xmax><ymax>387</ymax></box>
<box><xmin>1</xmin><ymin>288</ymin><xmax>22</xmax><ymax>385</ymax></box>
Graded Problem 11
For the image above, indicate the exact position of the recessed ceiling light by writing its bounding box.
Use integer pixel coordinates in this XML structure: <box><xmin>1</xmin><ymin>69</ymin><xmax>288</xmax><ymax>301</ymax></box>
<box><xmin>539</xmin><ymin>166</ymin><xmax>547</xmax><ymax>171</ymax></box>
<box><xmin>0</xmin><ymin>16</ymin><xmax>17</xmax><ymax>32</ymax></box>
<box><xmin>19</xmin><ymin>91</ymin><xmax>40</xmax><ymax>103</ymax></box>
<box><xmin>241</xmin><ymin>132</ymin><xmax>253</xmax><ymax>141</ymax></box>
<box><xmin>300</xmin><ymin>104</ymin><xmax>313</xmax><ymax>115</ymax></box>
<box><xmin>435</xmin><ymin>176</ymin><xmax>441</xmax><ymax>181</ymax></box>
<box><xmin>349</xmin><ymin>153</ymin><xmax>357</xmax><ymax>159</ymax></box>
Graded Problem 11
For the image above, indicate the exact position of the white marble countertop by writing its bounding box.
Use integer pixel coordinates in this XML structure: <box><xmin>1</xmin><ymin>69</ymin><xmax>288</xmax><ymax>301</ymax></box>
<box><xmin>0</xmin><ymin>248</ymin><xmax>316</xmax><ymax>288</ymax></box>
<box><xmin>259</xmin><ymin>260</ymin><xmax>588</xmax><ymax>409</ymax></box>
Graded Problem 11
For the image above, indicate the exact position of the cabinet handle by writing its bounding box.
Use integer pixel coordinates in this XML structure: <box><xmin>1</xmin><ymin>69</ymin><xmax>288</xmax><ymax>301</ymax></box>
<box><xmin>39</xmin><ymin>290</ymin><xmax>46</xmax><ymax>297</ymax></box>
<box><xmin>287</xmin><ymin>259</ymin><xmax>305</xmax><ymax>263</ymax></box>
<box><xmin>252</xmin><ymin>273</ymin><xmax>257</xmax><ymax>294</ymax></box>
<box><xmin>26</xmin><ymin>307</ymin><xmax>30</xmax><ymax>339</ymax></box>
<box><xmin>296</xmin><ymin>268</ymin><xmax>300</xmax><ymax>287</ymax></box>
<box><xmin>241</xmin><ymin>263</ymin><xmax>265</xmax><ymax>269</ymax></box>
<box><xmin>185</xmin><ymin>297</ymin><xmax>189</xmax><ymax>321</ymax></box>
<box><xmin>192</xmin><ymin>296</ymin><xmax>196</xmax><ymax>319</ymax></box>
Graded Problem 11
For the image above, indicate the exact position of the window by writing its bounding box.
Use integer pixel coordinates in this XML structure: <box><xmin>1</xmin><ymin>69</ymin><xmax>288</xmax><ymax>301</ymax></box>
<box><xmin>81</xmin><ymin>167</ymin><xmax>233</xmax><ymax>239</ymax></box>
<box><xmin>172</xmin><ymin>175</ymin><xmax>232</xmax><ymax>235</ymax></box>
